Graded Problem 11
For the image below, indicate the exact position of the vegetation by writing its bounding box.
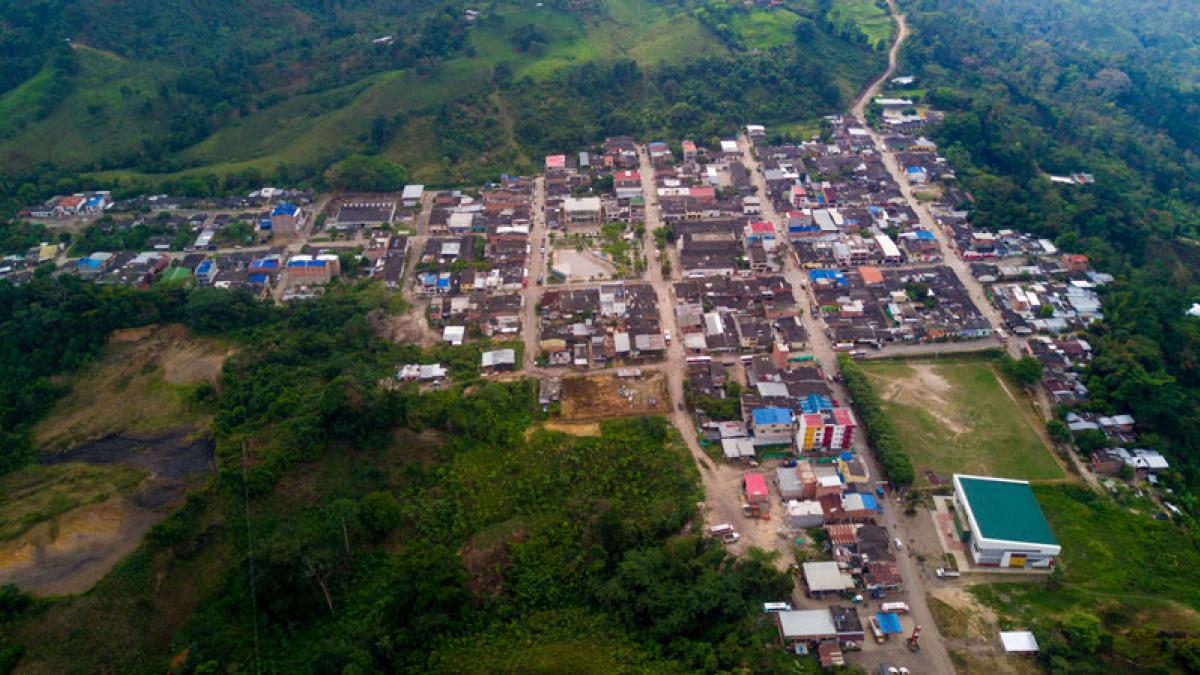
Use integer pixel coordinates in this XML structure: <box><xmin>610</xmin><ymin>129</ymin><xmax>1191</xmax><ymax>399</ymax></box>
<box><xmin>854</xmin><ymin>357</ymin><xmax>1062</xmax><ymax>483</ymax></box>
<box><xmin>838</xmin><ymin>354</ymin><xmax>915</xmax><ymax>486</ymax></box>
<box><xmin>902</xmin><ymin>0</ymin><xmax>1200</xmax><ymax>508</ymax></box>
<box><xmin>972</xmin><ymin>484</ymin><xmax>1200</xmax><ymax>673</ymax></box>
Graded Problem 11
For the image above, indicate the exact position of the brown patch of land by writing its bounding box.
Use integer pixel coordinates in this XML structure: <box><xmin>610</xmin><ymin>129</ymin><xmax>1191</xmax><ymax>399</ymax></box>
<box><xmin>560</xmin><ymin>372</ymin><xmax>669</xmax><ymax>421</ymax></box>
<box><xmin>540</xmin><ymin>421</ymin><xmax>602</xmax><ymax>436</ymax></box>
<box><xmin>35</xmin><ymin>324</ymin><xmax>231</xmax><ymax>452</ymax></box>
<box><xmin>0</xmin><ymin>431</ymin><xmax>214</xmax><ymax>596</ymax></box>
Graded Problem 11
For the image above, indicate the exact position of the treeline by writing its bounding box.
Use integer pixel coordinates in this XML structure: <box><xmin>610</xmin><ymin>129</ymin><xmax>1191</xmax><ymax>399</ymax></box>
<box><xmin>838</xmin><ymin>354</ymin><xmax>915</xmax><ymax>487</ymax></box>
<box><xmin>900</xmin><ymin>0</ymin><xmax>1200</xmax><ymax>503</ymax></box>
<box><xmin>0</xmin><ymin>276</ymin><xmax>190</xmax><ymax>474</ymax></box>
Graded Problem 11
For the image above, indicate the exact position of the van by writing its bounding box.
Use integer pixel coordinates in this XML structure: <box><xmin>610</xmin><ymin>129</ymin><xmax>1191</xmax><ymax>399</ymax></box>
<box><xmin>936</xmin><ymin>568</ymin><xmax>960</xmax><ymax>579</ymax></box>
<box><xmin>709</xmin><ymin>523</ymin><xmax>735</xmax><ymax>538</ymax></box>
<box><xmin>762</xmin><ymin>602</ymin><xmax>792</xmax><ymax>614</ymax></box>
<box><xmin>880</xmin><ymin>602</ymin><xmax>910</xmax><ymax>614</ymax></box>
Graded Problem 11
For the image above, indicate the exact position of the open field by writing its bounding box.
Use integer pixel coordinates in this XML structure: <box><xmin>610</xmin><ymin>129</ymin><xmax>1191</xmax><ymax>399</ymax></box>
<box><xmin>964</xmin><ymin>484</ymin><xmax>1200</xmax><ymax>670</ymax></box>
<box><xmin>0</xmin><ymin>431</ymin><xmax>215</xmax><ymax>596</ymax></box>
<box><xmin>560</xmin><ymin>372</ymin><xmax>669</xmax><ymax>420</ymax></box>
<box><xmin>0</xmin><ymin>463</ymin><xmax>145</xmax><ymax>543</ymax></box>
<box><xmin>825</xmin><ymin>0</ymin><xmax>895</xmax><ymax>50</ymax></box>
<box><xmin>34</xmin><ymin>324</ymin><xmax>231</xmax><ymax>453</ymax></box>
<box><xmin>860</xmin><ymin>359</ymin><xmax>1063</xmax><ymax>484</ymax></box>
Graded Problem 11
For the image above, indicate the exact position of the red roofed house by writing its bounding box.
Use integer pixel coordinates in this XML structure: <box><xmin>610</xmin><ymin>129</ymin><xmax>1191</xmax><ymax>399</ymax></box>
<box><xmin>1061</xmin><ymin>253</ymin><xmax>1089</xmax><ymax>273</ymax></box>
<box><xmin>744</xmin><ymin>472</ymin><xmax>769</xmax><ymax>504</ymax></box>
<box><xmin>681</xmin><ymin>139</ymin><xmax>698</xmax><ymax>162</ymax></box>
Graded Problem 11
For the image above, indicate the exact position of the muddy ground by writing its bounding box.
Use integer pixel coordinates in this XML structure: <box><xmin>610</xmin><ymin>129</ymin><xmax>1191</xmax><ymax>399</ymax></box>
<box><xmin>0</xmin><ymin>430</ymin><xmax>214</xmax><ymax>596</ymax></box>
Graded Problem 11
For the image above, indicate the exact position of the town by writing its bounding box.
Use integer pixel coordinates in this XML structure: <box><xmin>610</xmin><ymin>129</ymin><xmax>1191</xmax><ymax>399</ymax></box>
<box><xmin>3</xmin><ymin>97</ymin><xmax>1161</xmax><ymax>671</ymax></box>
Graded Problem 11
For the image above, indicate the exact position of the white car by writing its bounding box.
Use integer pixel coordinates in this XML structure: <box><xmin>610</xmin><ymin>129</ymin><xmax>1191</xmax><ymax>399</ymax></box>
<box><xmin>894</xmin><ymin>537</ymin><xmax>904</xmax><ymax>550</ymax></box>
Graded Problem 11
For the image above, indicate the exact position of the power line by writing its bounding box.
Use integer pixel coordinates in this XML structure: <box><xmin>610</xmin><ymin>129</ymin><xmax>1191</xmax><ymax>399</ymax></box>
<box><xmin>241</xmin><ymin>441</ymin><xmax>263</xmax><ymax>675</ymax></box>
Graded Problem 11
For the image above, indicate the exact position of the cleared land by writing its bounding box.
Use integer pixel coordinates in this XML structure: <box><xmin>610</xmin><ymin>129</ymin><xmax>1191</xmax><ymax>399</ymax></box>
<box><xmin>560</xmin><ymin>372</ymin><xmax>669</xmax><ymax>420</ymax></box>
<box><xmin>35</xmin><ymin>324</ymin><xmax>230</xmax><ymax>452</ymax></box>
<box><xmin>860</xmin><ymin>359</ymin><xmax>1063</xmax><ymax>484</ymax></box>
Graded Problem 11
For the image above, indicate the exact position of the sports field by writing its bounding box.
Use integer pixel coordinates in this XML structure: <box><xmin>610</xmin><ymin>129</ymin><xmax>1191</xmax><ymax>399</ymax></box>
<box><xmin>860</xmin><ymin>359</ymin><xmax>1063</xmax><ymax>484</ymax></box>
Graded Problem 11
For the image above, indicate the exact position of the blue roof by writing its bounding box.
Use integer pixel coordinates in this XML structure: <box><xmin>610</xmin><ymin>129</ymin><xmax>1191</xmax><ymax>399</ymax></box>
<box><xmin>916</xmin><ymin>230</ymin><xmax>934</xmax><ymax>240</ymax></box>
<box><xmin>196</xmin><ymin>261</ymin><xmax>212</xmax><ymax>273</ymax></box>
<box><xmin>79</xmin><ymin>258</ymin><xmax>102</xmax><ymax>269</ymax></box>
<box><xmin>809</xmin><ymin>269</ymin><xmax>847</xmax><ymax>286</ymax></box>
<box><xmin>859</xmin><ymin>493</ymin><xmax>880</xmax><ymax>510</ymax></box>
<box><xmin>259</xmin><ymin>219</ymin><xmax>272</xmax><ymax>229</ymax></box>
<box><xmin>418</xmin><ymin>272</ymin><xmax>436</xmax><ymax>284</ymax></box>
<box><xmin>752</xmin><ymin>407</ymin><xmax>793</xmax><ymax>426</ymax></box>
<box><xmin>840</xmin><ymin>451</ymin><xmax>854</xmax><ymax>461</ymax></box>
<box><xmin>877</xmin><ymin>612</ymin><xmax>902</xmax><ymax>634</ymax></box>
<box><xmin>251</xmin><ymin>259</ymin><xmax>279</xmax><ymax>269</ymax></box>
<box><xmin>435</xmin><ymin>277</ymin><xmax>451</xmax><ymax>288</ymax></box>
<box><xmin>271</xmin><ymin>203</ymin><xmax>298</xmax><ymax>216</ymax></box>
<box><xmin>906</xmin><ymin>166</ymin><xmax>926</xmax><ymax>173</ymax></box>
<box><xmin>85</xmin><ymin>196</ymin><xmax>104</xmax><ymax>207</ymax></box>
<box><xmin>248</xmin><ymin>273</ymin><xmax>268</xmax><ymax>284</ymax></box>
<box><xmin>799</xmin><ymin>393</ymin><xmax>834</xmax><ymax>413</ymax></box>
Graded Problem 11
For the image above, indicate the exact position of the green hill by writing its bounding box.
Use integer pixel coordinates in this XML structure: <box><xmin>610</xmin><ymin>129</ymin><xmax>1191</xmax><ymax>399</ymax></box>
<box><xmin>0</xmin><ymin>0</ymin><xmax>884</xmax><ymax>190</ymax></box>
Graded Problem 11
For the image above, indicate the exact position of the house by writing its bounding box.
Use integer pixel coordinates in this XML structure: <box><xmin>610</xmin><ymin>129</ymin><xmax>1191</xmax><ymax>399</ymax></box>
<box><xmin>442</xmin><ymin>325</ymin><xmax>466</xmax><ymax>346</ymax></box>
<box><xmin>563</xmin><ymin>197</ymin><xmax>603</xmax><ymax>233</ymax></box>
<box><xmin>682</xmin><ymin>140</ymin><xmax>698</xmax><ymax>162</ymax></box>
<box><xmin>796</xmin><ymin>409</ymin><xmax>856</xmax><ymax>451</ymax></box>
<box><xmin>269</xmin><ymin>203</ymin><xmax>304</xmax><ymax>235</ymax></box>
<box><xmin>776</xmin><ymin>610</ymin><xmax>838</xmax><ymax>650</ymax></box>
<box><xmin>1000</xmin><ymin>631</ymin><xmax>1040</xmax><ymax>654</ymax></box>
<box><xmin>830</xmin><ymin>605</ymin><xmax>864</xmax><ymax>644</ymax></box>
<box><xmin>744</xmin><ymin>472</ymin><xmax>769</xmax><ymax>505</ymax></box>
<box><xmin>953</xmin><ymin>474</ymin><xmax>1060</xmax><ymax>569</ymax></box>
<box><xmin>751</xmin><ymin>407</ymin><xmax>794</xmax><ymax>446</ymax></box>
<box><xmin>802</xmin><ymin>561</ymin><xmax>854</xmax><ymax>598</ymax></box>
<box><xmin>402</xmin><ymin>184</ymin><xmax>425</xmax><ymax>208</ymax></box>
<box><xmin>837</xmin><ymin>456</ymin><xmax>869</xmax><ymax>485</ymax></box>
<box><xmin>481</xmin><ymin>348</ymin><xmax>516</xmax><ymax>372</ymax></box>
<box><xmin>786</xmin><ymin>500</ymin><xmax>824</xmax><ymax>529</ymax></box>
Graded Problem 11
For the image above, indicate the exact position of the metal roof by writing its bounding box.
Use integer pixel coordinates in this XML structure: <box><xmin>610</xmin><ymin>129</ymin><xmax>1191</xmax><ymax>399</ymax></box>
<box><xmin>777</xmin><ymin>610</ymin><xmax>837</xmax><ymax>638</ymax></box>
<box><xmin>955</xmin><ymin>475</ymin><xmax>1058</xmax><ymax>547</ymax></box>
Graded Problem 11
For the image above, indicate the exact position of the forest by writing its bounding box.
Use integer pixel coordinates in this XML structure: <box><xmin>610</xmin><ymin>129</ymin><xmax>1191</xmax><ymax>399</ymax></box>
<box><xmin>0</xmin><ymin>280</ymin><xmax>802</xmax><ymax>673</ymax></box>
<box><xmin>898</xmin><ymin>0</ymin><xmax>1200</xmax><ymax>514</ymax></box>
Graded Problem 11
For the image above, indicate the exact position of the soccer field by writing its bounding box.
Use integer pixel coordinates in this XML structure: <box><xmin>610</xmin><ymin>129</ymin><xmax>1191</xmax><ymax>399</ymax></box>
<box><xmin>860</xmin><ymin>359</ymin><xmax>1064</xmax><ymax>485</ymax></box>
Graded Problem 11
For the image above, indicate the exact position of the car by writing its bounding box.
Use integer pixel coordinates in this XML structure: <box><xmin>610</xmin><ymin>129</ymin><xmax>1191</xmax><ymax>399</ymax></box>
<box><xmin>936</xmin><ymin>568</ymin><xmax>960</xmax><ymax>579</ymax></box>
<box><xmin>893</xmin><ymin>537</ymin><xmax>904</xmax><ymax>550</ymax></box>
<box><xmin>677</xmin><ymin>402</ymin><xmax>685</xmax><ymax>412</ymax></box>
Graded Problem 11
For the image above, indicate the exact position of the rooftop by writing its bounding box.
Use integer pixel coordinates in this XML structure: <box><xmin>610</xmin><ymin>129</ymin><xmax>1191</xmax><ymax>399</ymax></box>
<box><xmin>955</xmin><ymin>474</ymin><xmax>1058</xmax><ymax>547</ymax></box>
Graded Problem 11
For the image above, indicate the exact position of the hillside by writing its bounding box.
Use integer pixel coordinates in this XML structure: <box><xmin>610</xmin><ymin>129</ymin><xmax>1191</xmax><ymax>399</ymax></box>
<box><xmin>0</xmin><ymin>0</ymin><xmax>885</xmax><ymax>191</ymax></box>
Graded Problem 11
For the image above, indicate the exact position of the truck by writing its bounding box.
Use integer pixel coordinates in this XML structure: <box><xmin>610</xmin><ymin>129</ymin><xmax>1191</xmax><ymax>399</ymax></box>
<box><xmin>936</xmin><ymin>568</ymin><xmax>961</xmax><ymax>579</ymax></box>
<box><xmin>709</xmin><ymin>523</ymin><xmax>741</xmax><ymax>544</ymax></box>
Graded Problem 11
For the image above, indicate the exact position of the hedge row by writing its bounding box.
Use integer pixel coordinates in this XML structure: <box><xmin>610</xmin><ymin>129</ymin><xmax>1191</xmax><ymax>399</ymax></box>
<box><xmin>838</xmin><ymin>355</ymin><xmax>916</xmax><ymax>487</ymax></box>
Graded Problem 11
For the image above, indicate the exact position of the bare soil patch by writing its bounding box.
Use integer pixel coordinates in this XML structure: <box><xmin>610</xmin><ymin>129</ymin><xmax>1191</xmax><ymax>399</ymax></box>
<box><xmin>0</xmin><ymin>431</ymin><xmax>215</xmax><ymax>596</ymax></box>
<box><xmin>540</xmin><ymin>421</ymin><xmax>602</xmax><ymax>436</ymax></box>
<box><xmin>878</xmin><ymin>363</ymin><xmax>968</xmax><ymax>434</ymax></box>
<box><xmin>560</xmin><ymin>372</ymin><xmax>669</xmax><ymax>421</ymax></box>
<box><xmin>35</xmin><ymin>324</ymin><xmax>230</xmax><ymax>452</ymax></box>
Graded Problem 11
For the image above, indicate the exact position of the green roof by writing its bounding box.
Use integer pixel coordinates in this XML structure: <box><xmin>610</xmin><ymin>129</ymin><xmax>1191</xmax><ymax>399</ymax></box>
<box><xmin>958</xmin><ymin>476</ymin><xmax>1058</xmax><ymax>546</ymax></box>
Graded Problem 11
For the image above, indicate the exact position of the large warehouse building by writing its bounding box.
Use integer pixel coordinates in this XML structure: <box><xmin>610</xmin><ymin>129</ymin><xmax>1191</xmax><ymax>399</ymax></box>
<box><xmin>953</xmin><ymin>474</ymin><xmax>1060</xmax><ymax>569</ymax></box>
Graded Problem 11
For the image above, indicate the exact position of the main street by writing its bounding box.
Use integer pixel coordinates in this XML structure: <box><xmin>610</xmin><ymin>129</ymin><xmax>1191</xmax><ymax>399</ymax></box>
<box><xmin>735</xmin><ymin>1</ymin><xmax>958</xmax><ymax>670</ymax></box>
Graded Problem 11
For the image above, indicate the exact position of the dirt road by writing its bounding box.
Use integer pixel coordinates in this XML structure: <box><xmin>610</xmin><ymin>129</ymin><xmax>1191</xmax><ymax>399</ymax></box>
<box><xmin>523</xmin><ymin>178</ymin><xmax>548</xmax><ymax>371</ymax></box>
<box><xmin>739</xmin><ymin>2</ymin><xmax>959</xmax><ymax>670</ymax></box>
<box><xmin>632</xmin><ymin>147</ymin><xmax>793</xmax><ymax>562</ymax></box>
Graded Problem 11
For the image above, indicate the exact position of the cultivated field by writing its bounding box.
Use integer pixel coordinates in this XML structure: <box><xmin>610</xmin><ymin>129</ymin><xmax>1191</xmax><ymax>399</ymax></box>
<box><xmin>860</xmin><ymin>359</ymin><xmax>1063</xmax><ymax>484</ymax></box>
<box><xmin>560</xmin><ymin>372</ymin><xmax>669</xmax><ymax>420</ymax></box>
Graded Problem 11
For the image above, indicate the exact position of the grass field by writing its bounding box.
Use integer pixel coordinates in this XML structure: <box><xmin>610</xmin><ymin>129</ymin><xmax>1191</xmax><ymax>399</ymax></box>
<box><xmin>860</xmin><ymin>359</ymin><xmax>1063</xmax><ymax>484</ymax></box>
<box><xmin>35</xmin><ymin>324</ymin><xmax>229</xmax><ymax>452</ymax></box>
<box><xmin>967</xmin><ymin>484</ymin><xmax>1200</xmax><ymax>670</ymax></box>
<box><xmin>826</xmin><ymin>0</ymin><xmax>894</xmax><ymax>50</ymax></box>
<box><xmin>0</xmin><ymin>463</ymin><xmax>145</xmax><ymax>542</ymax></box>
<box><xmin>727</xmin><ymin>9</ymin><xmax>802</xmax><ymax>50</ymax></box>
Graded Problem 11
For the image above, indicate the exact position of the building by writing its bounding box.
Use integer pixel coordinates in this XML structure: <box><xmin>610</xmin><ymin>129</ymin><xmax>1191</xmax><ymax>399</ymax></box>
<box><xmin>953</xmin><ymin>474</ymin><xmax>1060</xmax><ymax>569</ymax></box>
<box><xmin>786</xmin><ymin>500</ymin><xmax>824</xmax><ymax>529</ymax></box>
<box><xmin>744</xmin><ymin>472</ymin><xmax>769</xmax><ymax>504</ymax></box>
<box><xmin>751</xmin><ymin>407</ymin><xmax>794</xmax><ymax>446</ymax></box>
<box><xmin>481</xmin><ymin>348</ymin><xmax>516</xmax><ymax>372</ymax></box>
<box><xmin>402</xmin><ymin>184</ymin><xmax>425</xmax><ymax>208</ymax></box>
<box><xmin>776</xmin><ymin>610</ymin><xmax>838</xmax><ymax>650</ymax></box>
<box><xmin>802</xmin><ymin>561</ymin><xmax>855</xmax><ymax>598</ymax></box>
<box><xmin>796</xmin><ymin>408</ymin><xmax>857</xmax><ymax>451</ymax></box>
<box><xmin>563</xmin><ymin>197</ymin><xmax>603</xmax><ymax>233</ymax></box>
<box><xmin>335</xmin><ymin>202</ymin><xmax>396</xmax><ymax>229</ymax></box>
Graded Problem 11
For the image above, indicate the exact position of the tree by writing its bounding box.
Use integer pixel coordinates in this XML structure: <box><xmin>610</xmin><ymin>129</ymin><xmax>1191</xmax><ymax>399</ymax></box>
<box><xmin>358</xmin><ymin>491</ymin><xmax>402</xmax><ymax>540</ymax></box>
<box><xmin>1060</xmin><ymin>612</ymin><xmax>1104</xmax><ymax>654</ymax></box>
<box><xmin>1001</xmin><ymin>355</ymin><xmax>1043</xmax><ymax>386</ymax></box>
<box><xmin>324</xmin><ymin>155</ymin><xmax>408</xmax><ymax>192</ymax></box>
<box><xmin>1046</xmin><ymin>418</ymin><xmax>1072</xmax><ymax>444</ymax></box>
